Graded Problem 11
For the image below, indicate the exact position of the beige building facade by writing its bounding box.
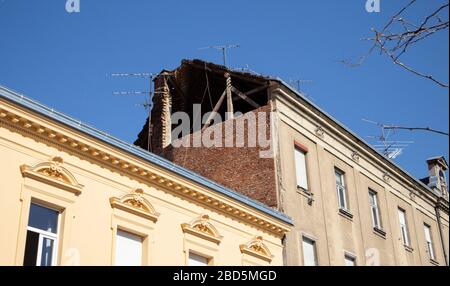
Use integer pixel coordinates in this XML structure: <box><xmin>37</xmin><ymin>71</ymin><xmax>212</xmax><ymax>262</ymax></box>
<box><xmin>272</xmin><ymin>85</ymin><xmax>449</xmax><ymax>266</ymax></box>
<box><xmin>0</xmin><ymin>85</ymin><xmax>292</xmax><ymax>266</ymax></box>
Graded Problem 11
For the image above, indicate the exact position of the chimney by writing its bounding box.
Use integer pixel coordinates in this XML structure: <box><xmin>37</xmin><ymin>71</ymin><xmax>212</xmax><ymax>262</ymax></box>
<box><xmin>426</xmin><ymin>156</ymin><xmax>448</xmax><ymax>199</ymax></box>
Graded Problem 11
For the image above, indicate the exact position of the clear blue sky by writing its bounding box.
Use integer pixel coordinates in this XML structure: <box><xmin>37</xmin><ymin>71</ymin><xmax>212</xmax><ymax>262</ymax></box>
<box><xmin>0</xmin><ymin>0</ymin><xmax>448</xmax><ymax>180</ymax></box>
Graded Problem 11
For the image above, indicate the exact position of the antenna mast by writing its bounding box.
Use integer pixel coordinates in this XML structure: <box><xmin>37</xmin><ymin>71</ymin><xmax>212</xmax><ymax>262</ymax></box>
<box><xmin>290</xmin><ymin>79</ymin><xmax>313</xmax><ymax>93</ymax></box>
<box><xmin>111</xmin><ymin>72</ymin><xmax>161</xmax><ymax>152</ymax></box>
<box><xmin>288</xmin><ymin>78</ymin><xmax>314</xmax><ymax>100</ymax></box>
<box><xmin>199</xmin><ymin>44</ymin><xmax>240</xmax><ymax>67</ymax></box>
<box><xmin>362</xmin><ymin>118</ymin><xmax>415</xmax><ymax>159</ymax></box>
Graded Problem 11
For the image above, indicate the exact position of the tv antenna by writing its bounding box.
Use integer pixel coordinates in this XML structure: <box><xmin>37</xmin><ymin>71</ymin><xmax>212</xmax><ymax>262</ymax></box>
<box><xmin>198</xmin><ymin>44</ymin><xmax>240</xmax><ymax>67</ymax></box>
<box><xmin>363</xmin><ymin>118</ymin><xmax>415</xmax><ymax>159</ymax></box>
<box><xmin>233</xmin><ymin>64</ymin><xmax>262</xmax><ymax>76</ymax></box>
<box><xmin>111</xmin><ymin>72</ymin><xmax>163</xmax><ymax>152</ymax></box>
<box><xmin>289</xmin><ymin>78</ymin><xmax>314</xmax><ymax>100</ymax></box>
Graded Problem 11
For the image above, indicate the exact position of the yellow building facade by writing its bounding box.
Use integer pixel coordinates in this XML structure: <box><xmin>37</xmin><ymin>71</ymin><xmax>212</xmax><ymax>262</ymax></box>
<box><xmin>0</xmin><ymin>86</ymin><xmax>292</xmax><ymax>266</ymax></box>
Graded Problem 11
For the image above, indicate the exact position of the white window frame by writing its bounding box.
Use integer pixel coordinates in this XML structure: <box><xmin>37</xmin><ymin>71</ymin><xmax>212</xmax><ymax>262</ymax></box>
<box><xmin>294</xmin><ymin>147</ymin><xmax>309</xmax><ymax>191</ymax></box>
<box><xmin>368</xmin><ymin>190</ymin><xmax>382</xmax><ymax>229</ymax></box>
<box><xmin>335</xmin><ymin>168</ymin><xmax>348</xmax><ymax>211</ymax></box>
<box><xmin>188</xmin><ymin>251</ymin><xmax>210</xmax><ymax>266</ymax></box>
<box><xmin>26</xmin><ymin>203</ymin><xmax>60</xmax><ymax>266</ymax></box>
<box><xmin>397</xmin><ymin>208</ymin><xmax>410</xmax><ymax>247</ymax></box>
<box><xmin>424</xmin><ymin>224</ymin><xmax>436</xmax><ymax>261</ymax></box>
<box><xmin>115</xmin><ymin>229</ymin><xmax>143</xmax><ymax>266</ymax></box>
<box><xmin>301</xmin><ymin>236</ymin><xmax>317</xmax><ymax>266</ymax></box>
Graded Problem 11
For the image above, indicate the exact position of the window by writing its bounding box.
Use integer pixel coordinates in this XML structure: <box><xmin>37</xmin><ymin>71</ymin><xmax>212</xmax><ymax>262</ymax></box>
<box><xmin>344</xmin><ymin>254</ymin><xmax>356</xmax><ymax>266</ymax></box>
<box><xmin>189</xmin><ymin>252</ymin><xmax>209</xmax><ymax>266</ymax></box>
<box><xmin>398</xmin><ymin>208</ymin><xmax>410</xmax><ymax>247</ymax></box>
<box><xmin>424</xmin><ymin>224</ymin><xmax>436</xmax><ymax>261</ymax></box>
<box><xmin>294</xmin><ymin>147</ymin><xmax>309</xmax><ymax>190</ymax></box>
<box><xmin>302</xmin><ymin>236</ymin><xmax>317</xmax><ymax>266</ymax></box>
<box><xmin>335</xmin><ymin>168</ymin><xmax>348</xmax><ymax>210</ymax></box>
<box><xmin>368</xmin><ymin>190</ymin><xmax>382</xmax><ymax>229</ymax></box>
<box><xmin>115</xmin><ymin>229</ymin><xmax>143</xmax><ymax>266</ymax></box>
<box><xmin>23</xmin><ymin>203</ymin><xmax>59</xmax><ymax>266</ymax></box>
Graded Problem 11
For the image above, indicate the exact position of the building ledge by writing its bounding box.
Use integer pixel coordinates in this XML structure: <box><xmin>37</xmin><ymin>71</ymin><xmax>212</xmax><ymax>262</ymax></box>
<box><xmin>404</xmin><ymin>245</ymin><xmax>414</xmax><ymax>253</ymax></box>
<box><xmin>338</xmin><ymin>208</ymin><xmax>354</xmax><ymax>221</ymax></box>
<box><xmin>296</xmin><ymin>186</ymin><xmax>314</xmax><ymax>205</ymax></box>
<box><xmin>373</xmin><ymin>227</ymin><xmax>387</xmax><ymax>239</ymax></box>
<box><xmin>430</xmin><ymin>259</ymin><xmax>440</xmax><ymax>266</ymax></box>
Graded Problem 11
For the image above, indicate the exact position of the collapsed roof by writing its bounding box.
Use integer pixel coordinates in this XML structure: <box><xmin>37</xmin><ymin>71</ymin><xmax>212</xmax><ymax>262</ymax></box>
<box><xmin>134</xmin><ymin>59</ymin><xmax>448</xmax><ymax>204</ymax></box>
<box><xmin>160</xmin><ymin>59</ymin><xmax>274</xmax><ymax>126</ymax></box>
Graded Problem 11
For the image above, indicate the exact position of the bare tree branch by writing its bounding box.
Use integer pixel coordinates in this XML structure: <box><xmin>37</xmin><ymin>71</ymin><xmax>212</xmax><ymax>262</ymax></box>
<box><xmin>384</xmin><ymin>125</ymin><xmax>449</xmax><ymax>136</ymax></box>
<box><xmin>341</xmin><ymin>1</ymin><xmax>449</xmax><ymax>88</ymax></box>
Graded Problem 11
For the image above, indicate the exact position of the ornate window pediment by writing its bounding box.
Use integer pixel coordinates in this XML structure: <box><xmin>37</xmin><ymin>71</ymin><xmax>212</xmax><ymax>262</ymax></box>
<box><xmin>240</xmin><ymin>236</ymin><xmax>273</xmax><ymax>262</ymax></box>
<box><xmin>110</xmin><ymin>189</ymin><xmax>160</xmax><ymax>222</ymax></box>
<box><xmin>181</xmin><ymin>214</ymin><xmax>223</xmax><ymax>244</ymax></box>
<box><xmin>20</xmin><ymin>157</ymin><xmax>84</xmax><ymax>195</ymax></box>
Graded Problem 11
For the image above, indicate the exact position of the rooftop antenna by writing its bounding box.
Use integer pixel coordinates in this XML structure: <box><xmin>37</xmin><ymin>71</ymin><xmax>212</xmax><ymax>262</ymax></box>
<box><xmin>290</xmin><ymin>79</ymin><xmax>313</xmax><ymax>92</ymax></box>
<box><xmin>111</xmin><ymin>72</ymin><xmax>163</xmax><ymax>152</ymax></box>
<box><xmin>198</xmin><ymin>44</ymin><xmax>240</xmax><ymax>67</ymax></box>
<box><xmin>289</xmin><ymin>78</ymin><xmax>314</xmax><ymax>100</ymax></box>
<box><xmin>233</xmin><ymin>64</ymin><xmax>262</xmax><ymax>76</ymax></box>
<box><xmin>362</xmin><ymin>118</ymin><xmax>414</xmax><ymax>159</ymax></box>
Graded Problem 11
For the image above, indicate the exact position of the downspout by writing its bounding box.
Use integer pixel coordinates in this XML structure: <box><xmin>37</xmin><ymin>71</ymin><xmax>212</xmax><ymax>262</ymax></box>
<box><xmin>435</xmin><ymin>197</ymin><xmax>449</xmax><ymax>266</ymax></box>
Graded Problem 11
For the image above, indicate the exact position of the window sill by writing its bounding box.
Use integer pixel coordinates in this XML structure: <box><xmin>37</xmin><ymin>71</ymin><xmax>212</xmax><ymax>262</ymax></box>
<box><xmin>338</xmin><ymin>208</ymin><xmax>353</xmax><ymax>221</ymax></box>
<box><xmin>296</xmin><ymin>187</ymin><xmax>314</xmax><ymax>204</ymax></box>
<box><xmin>404</xmin><ymin>245</ymin><xmax>414</xmax><ymax>253</ymax></box>
<box><xmin>297</xmin><ymin>186</ymin><xmax>309</xmax><ymax>194</ymax></box>
<box><xmin>430</xmin><ymin>259</ymin><xmax>439</xmax><ymax>266</ymax></box>
<box><xmin>373</xmin><ymin>227</ymin><xmax>386</xmax><ymax>239</ymax></box>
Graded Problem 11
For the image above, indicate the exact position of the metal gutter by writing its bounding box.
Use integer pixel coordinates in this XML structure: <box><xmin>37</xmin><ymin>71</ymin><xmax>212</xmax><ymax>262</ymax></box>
<box><xmin>0</xmin><ymin>85</ymin><xmax>293</xmax><ymax>225</ymax></box>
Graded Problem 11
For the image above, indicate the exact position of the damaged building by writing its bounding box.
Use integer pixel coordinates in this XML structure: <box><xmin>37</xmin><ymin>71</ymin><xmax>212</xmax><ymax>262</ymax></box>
<box><xmin>135</xmin><ymin>59</ymin><xmax>449</xmax><ymax>266</ymax></box>
<box><xmin>135</xmin><ymin>59</ymin><xmax>280</xmax><ymax>206</ymax></box>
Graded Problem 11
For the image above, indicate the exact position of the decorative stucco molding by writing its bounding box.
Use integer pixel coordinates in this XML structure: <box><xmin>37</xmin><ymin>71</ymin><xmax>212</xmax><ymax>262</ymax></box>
<box><xmin>239</xmin><ymin>236</ymin><xmax>273</xmax><ymax>262</ymax></box>
<box><xmin>181</xmin><ymin>214</ymin><xmax>223</xmax><ymax>244</ymax></box>
<box><xmin>383</xmin><ymin>172</ymin><xmax>391</xmax><ymax>184</ymax></box>
<box><xmin>315</xmin><ymin>125</ymin><xmax>325</xmax><ymax>138</ymax></box>
<box><xmin>351</xmin><ymin>151</ymin><xmax>360</xmax><ymax>162</ymax></box>
<box><xmin>110</xmin><ymin>189</ymin><xmax>160</xmax><ymax>222</ymax></box>
<box><xmin>409</xmin><ymin>190</ymin><xmax>417</xmax><ymax>202</ymax></box>
<box><xmin>20</xmin><ymin>157</ymin><xmax>84</xmax><ymax>195</ymax></box>
<box><xmin>0</xmin><ymin>106</ymin><xmax>291</xmax><ymax>237</ymax></box>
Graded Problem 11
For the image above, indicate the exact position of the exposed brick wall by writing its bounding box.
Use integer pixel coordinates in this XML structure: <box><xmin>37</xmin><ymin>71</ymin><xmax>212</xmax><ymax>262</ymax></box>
<box><xmin>134</xmin><ymin>61</ymin><xmax>278</xmax><ymax>208</ymax></box>
<box><xmin>161</xmin><ymin>104</ymin><xmax>278</xmax><ymax>207</ymax></box>
<box><xmin>134</xmin><ymin>75</ymin><xmax>173</xmax><ymax>154</ymax></box>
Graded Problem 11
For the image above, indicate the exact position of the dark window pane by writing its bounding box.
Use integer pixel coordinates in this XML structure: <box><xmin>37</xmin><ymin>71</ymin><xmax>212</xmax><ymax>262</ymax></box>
<box><xmin>23</xmin><ymin>230</ymin><xmax>39</xmax><ymax>266</ymax></box>
<box><xmin>40</xmin><ymin>238</ymin><xmax>54</xmax><ymax>266</ymax></box>
<box><xmin>28</xmin><ymin>203</ymin><xmax>58</xmax><ymax>233</ymax></box>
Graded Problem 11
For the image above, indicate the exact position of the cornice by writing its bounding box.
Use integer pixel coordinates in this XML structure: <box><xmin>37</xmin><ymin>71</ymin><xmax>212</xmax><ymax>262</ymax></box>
<box><xmin>0</xmin><ymin>104</ymin><xmax>291</xmax><ymax>238</ymax></box>
<box><xmin>437</xmin><ymin>197</ymin><xmax>450</xmax><ymax>213</ymax></box>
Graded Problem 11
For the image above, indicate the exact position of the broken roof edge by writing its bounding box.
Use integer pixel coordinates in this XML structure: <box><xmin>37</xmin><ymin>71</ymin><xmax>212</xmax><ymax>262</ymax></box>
<box><xmin>157</xmin><ymin>58</ymin><xmax>444</xmax><ymax>201</ymax></box>
<box><xmin>175</xmin><ymin>59</ymin><xmax>273</xmax><ymax>82</ymax></box>
<box><xmin>0</xmin><ymin>85</ymin><xmax>293</xmax><ymax>226</ymax></box>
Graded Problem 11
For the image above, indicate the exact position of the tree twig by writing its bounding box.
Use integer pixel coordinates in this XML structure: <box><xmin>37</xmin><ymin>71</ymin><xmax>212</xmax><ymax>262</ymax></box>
<box><xmin>340</xmin><ymin>1</ymin><xmax>449</xmax><ymax>88</ymax></box>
